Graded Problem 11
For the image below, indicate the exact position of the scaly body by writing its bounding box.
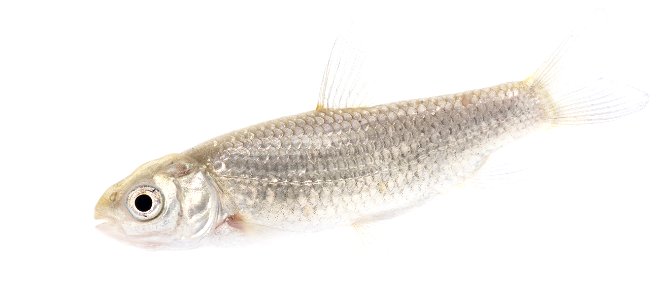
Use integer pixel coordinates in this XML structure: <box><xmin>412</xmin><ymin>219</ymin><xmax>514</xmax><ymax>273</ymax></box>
<box><xmin>187</xmin><ymin>81</ymin><xmax>551</xmax><ymax>231</ymax></box>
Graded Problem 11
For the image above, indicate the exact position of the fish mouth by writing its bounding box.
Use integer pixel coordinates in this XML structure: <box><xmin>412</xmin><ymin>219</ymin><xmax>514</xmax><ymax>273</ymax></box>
<box><xmin>94</xmin><ymin>218</ymin><xmax>169</xmax><ymax>249</ymax></box>
<box><xmin>94</xmin><ymin>217</ymin><xmax>128</xmax><ymax>242</ymax></box>
<box><xmin>94</xmin><ymin>210</ymin><xmax>115</xmax><ymax>232</ymax></box>
<box><xmin>94</xmin><ymin>189</ymin><xmax>121</xmax><ymax>236</ymax></box>
<box><xmin>95</xmin><ymin>219</ymin><xmax>114</xmax><ymax>232</ymax></box>
<box><xmin>94</xmin><ymin>213</ymin><xmax>118</xmax><ymax>237</ymax></box>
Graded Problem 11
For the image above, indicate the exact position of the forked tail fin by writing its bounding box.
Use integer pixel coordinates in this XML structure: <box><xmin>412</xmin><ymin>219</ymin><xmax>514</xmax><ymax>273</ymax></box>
<box><xmin>526</xmin><ymin>32</ymin><xmax>649</xmax><ymax>125</ymax></box>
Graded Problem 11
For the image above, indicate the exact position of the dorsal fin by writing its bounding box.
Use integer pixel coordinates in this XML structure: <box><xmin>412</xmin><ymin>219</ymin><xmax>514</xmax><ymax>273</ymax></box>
<box><xmin>317</xmin><ymin>36</ymin><xmax>369</xmax><ymax>111</ymax></box>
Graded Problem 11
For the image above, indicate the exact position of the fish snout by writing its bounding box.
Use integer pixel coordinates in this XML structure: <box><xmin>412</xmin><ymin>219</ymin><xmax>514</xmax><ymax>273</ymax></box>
<box><xmin>94</xmin><ymin>189</ymin><xmax>118</xmax><ymax>220</ymax></box>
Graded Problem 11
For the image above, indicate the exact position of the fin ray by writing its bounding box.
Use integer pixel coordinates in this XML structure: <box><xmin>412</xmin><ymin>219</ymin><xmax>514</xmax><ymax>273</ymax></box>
<box><xmin>318</xmin><ymin>35</ymin><xmax>369</xmax><ymax>111</ymax></box>
<box><xmin>547</xmin><ymin>78</ymin><xmax>648</xmax><ymax>125</ymax></box>
<box><xmin>527</xmin><ymin>14</ymin><xmax>649</xmax><ymax>125</ymax></box>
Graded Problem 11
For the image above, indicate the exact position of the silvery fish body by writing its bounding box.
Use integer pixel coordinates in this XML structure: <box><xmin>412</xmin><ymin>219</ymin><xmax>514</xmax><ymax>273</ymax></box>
<box><xmin>186</xmin><ymin>81</ymin><xmax>546</xmax><ymax>231</ymax></box>
<box><xmin>94</xmin><ymin>37</ymin><xmax>646</xmax><ymax>248</ymax></box>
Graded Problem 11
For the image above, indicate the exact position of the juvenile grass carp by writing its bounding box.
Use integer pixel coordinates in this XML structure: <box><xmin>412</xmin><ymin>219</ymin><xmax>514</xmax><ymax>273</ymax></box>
<box><xmin>94</xmin><ymin>36</ymin><xmax>647</xmax><ymax>248</ymax></box>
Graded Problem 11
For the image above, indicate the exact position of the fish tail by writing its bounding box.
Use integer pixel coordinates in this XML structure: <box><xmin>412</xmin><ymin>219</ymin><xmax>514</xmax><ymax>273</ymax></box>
<box><xmin>525</xmin><ymin>33</ymin><xmax>648</xmax><ymax>125</ymax></box>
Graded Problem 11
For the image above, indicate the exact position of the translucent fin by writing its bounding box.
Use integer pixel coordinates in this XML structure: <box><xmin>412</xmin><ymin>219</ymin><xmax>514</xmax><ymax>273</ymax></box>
<box><xmin>526</xmin><ymin>16</ymin><xmax>649</xmax><ymax>125</ymax></box>
<box><xmin>527</xmin><ymin>33</ymin><xmax>576</xmax><ymax>91</ymax></box>
<box><xmin>317</xmin><ymin>35</ymin><xmax>369</xmax><ymax>111</ymax></box>
<box><xmin>467</xmin><ymin>161</ymin><xmax>527</xmax><ymax>189</ymax></box>
<box><xmin>547</xmin><ymin>78</ymin><xmax>648</xmax><ymax>125</ymax></box>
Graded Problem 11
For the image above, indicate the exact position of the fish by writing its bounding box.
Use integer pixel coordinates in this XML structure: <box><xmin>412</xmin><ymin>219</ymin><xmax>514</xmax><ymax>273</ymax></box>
<box><xmin>94</xmin><ymin>34</ymin><xmax>648</xmax><ymax>248</ymax></box>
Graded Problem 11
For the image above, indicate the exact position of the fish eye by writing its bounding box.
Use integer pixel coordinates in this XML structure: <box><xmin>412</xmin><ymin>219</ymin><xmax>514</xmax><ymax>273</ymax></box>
<box><xmin>126</xmin><ymin>186</ymin><xmax>164</xmax><ymax>221</ymax></box>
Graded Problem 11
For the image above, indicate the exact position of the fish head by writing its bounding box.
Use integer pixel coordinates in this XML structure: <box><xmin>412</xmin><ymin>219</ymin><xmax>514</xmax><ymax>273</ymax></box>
<box><xmin>95</xmin><ymin>154</ymin><xmax>222</xmax><ymax>248</ymax></box>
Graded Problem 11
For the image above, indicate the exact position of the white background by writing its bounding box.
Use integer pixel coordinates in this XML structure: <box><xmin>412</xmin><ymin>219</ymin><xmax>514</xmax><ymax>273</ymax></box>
<box><xmin>1</xmin><ymin>1</ymin><xmax>666</xmax><ymax>299</ymax></box>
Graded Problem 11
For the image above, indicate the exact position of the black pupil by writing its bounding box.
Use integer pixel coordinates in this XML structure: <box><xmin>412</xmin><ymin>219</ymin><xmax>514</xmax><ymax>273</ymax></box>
<box><xmin>134</xmin><ymin>194</ymin><xmax>153</xmax><ymax>212</ymax></box>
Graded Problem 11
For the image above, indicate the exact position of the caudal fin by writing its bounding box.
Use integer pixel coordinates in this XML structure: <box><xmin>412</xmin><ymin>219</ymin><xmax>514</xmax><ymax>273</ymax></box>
<box><xmin>526</xmin><ymin>31</ymin><xmax>649</xmax><ymax>125</ymax></box>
